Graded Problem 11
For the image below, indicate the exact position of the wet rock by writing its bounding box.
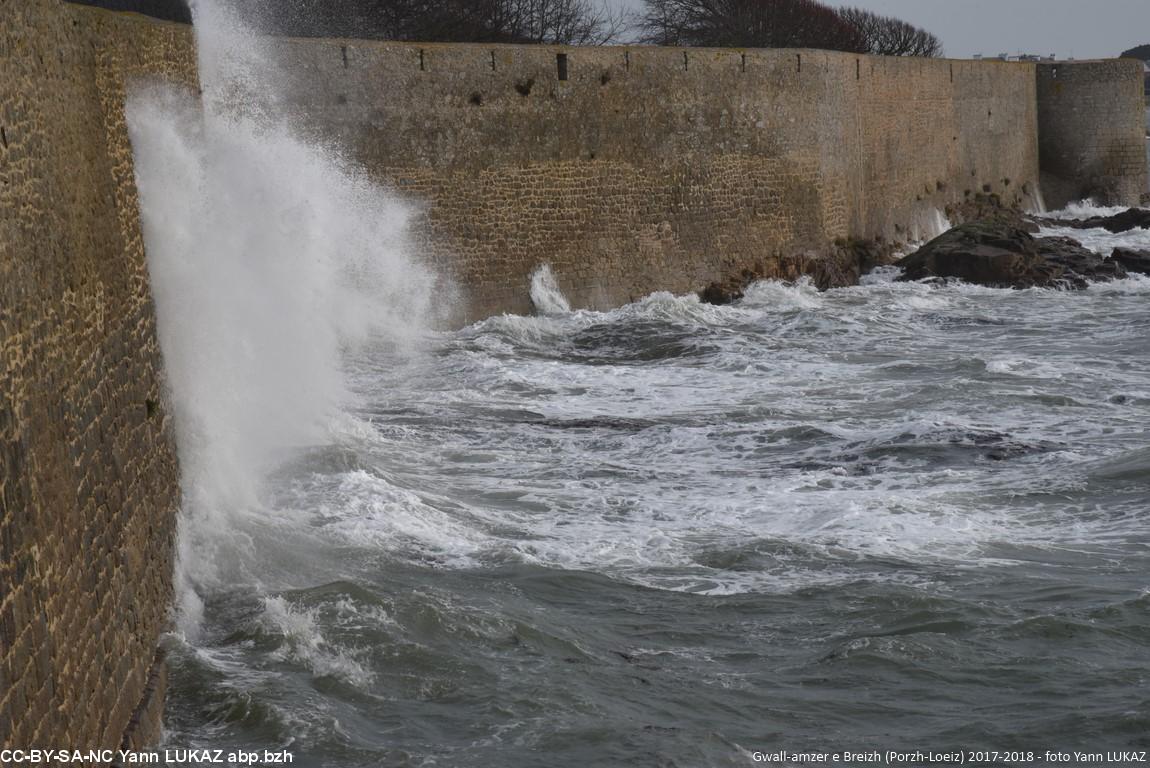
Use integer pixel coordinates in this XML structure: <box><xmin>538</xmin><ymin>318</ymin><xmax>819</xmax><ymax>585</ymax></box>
<box><xmin>699</xmin><ymin>237</ymin><xmax>898</xmax><ymax>305</ymax></box>
<box><xmin>897</xmin><ymin>220</ymin><xmax>1123</xmax><ymax>288</ymax></box>
<box><xmin>1111</xmin><ymin>247</ymin><xmax>1150</xmax><ymax>275</ymax></box>
<box><xmin>830</xmin><ymin>237</ymin><xmax>899</xmax><ymax>277</ymax></box>
<box><xmin>1036</xmin><ymin>236</ymin><xmax>1125</xmax><ymax>285</ymax></box>
<box><xmin>896</xmin><ymin>220</ymin><xmax>1054</xmax><ymax>287</ymax></box>
<box><xmin>1063</xmin><ymin>207</ymin><xmax>1150</xmax><ymax>234</ymax></box>
<box><xmin>699</xmin><ymin>279</ymin><xmax>745</xmax><ymax>306</ymax></box>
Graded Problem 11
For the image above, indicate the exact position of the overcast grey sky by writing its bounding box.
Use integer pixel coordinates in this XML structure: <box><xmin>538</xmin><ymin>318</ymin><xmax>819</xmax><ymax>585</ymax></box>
<box><xmin>611</xmin><ymin>0</ymin><xmax>1150</xmax><ymax>60</ymax></box>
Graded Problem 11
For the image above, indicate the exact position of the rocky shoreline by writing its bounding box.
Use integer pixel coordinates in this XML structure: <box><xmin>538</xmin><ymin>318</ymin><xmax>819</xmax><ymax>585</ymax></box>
<box><xmin>896</xmin><ymin>206</ymin><xmax>1150</xmax><ymax>289</ymax></box>
<box><xmin>700</xmin><ymin>200</ymin><xmax>1150</xmax><ymax>304</ymax></box>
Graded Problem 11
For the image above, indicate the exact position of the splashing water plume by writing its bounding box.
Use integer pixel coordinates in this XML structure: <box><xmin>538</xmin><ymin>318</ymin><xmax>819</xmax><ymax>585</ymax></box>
<box><xmin>530</xmin><ymin>264</ymin><xmax>572</xmax><ymax>315</ymax></box>
<box><xmin>126</xmin><ymin>0</ymin><xmax>434</xmax><ymax>636</ymax></box>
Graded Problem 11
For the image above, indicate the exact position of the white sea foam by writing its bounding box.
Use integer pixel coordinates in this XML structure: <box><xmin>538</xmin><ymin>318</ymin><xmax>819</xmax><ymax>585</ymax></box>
<box><xmin>1050</xmin><ymin>199</ymin><xmax>1144</xmax><ymax>220</ymax></box>
<box><xmin>335</xmin><ymin>260</ymin><xmax>1150</xmax><ymax>593</ymax></box>
<box><xmin>315</xmin><ymin>470</ymin><xmax>491</xmax><ymax>566</ymax></box>
<box><xmin>1086</xmin><ymin>273</ymin><xmax>1150</xmax><ymax>295</ymax></box>
<box><xmin>741</xmin><ymin>277</ymin><xmax>823</xmax><ymax>310</ymax></box>
<box><xmin>1038</xmin><ymin>199</ymin><xmax>1150</xmax><ymax>255</ymax></box>
<box><xmin>1038</xmin><ymin>222</ymin><xmax>1150</xmax><ymax>255</ymax></box>
<box><xmin>261</xmin><ymin>596</ymin><xmax>374</xmax><ymax>686</ymax></box>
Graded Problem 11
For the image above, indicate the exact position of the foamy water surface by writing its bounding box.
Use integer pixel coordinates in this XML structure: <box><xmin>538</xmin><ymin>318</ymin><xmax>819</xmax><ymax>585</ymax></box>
<box><xmin>129</xmin><ymin>3</ymin><xmax>1150</xmax><ymax>761</ymax></box>
<box><xmin>157</xmin><ymin>216</ymin><xmax>1150</xmax><ymax>765</ymax></box>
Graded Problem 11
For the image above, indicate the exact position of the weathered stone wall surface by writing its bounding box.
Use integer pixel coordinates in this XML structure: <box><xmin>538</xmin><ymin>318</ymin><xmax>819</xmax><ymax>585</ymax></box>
<box><xmin>1037</xmin><ymin>59</ymin><xmax>1148</xmax><ymax>209</ymax></box>
<box><xmin>2</xmin><ymin>0</ymin><xmax>1147</xmax><ymax>749</ymax></box>
<box><xmin>0</xmin><ymin>0</ymin><xmax>194</xmax><ymax>751</ymax></box>
<box><xmin>273</xmin><ymin>42</ymin><xmax>1043</xmax><ymax>320</ymax></box>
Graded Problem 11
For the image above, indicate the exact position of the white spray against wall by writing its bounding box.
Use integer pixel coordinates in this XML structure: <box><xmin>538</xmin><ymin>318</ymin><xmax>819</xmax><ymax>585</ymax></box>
<box><xmin>126</xmin><ymin>0</ymin><xmax>435</xmax><ymax>637</ymax></box>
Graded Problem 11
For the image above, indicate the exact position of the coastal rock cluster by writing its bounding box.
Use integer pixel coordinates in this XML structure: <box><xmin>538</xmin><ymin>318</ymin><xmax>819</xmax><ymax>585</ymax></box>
<box><xmin>700</xmin><ymin>238</ymin><xmax>896</xmax><ymax>305</ymax></box>
<box><xmin>896</xmin><ymin>208</ymin><xmax>1150</xmax><ymax>289</ymax></box>
<box><xmin>698</xmin><ymin>205</ymin><xmax>1150</xmax><ymax>304</ymax></box>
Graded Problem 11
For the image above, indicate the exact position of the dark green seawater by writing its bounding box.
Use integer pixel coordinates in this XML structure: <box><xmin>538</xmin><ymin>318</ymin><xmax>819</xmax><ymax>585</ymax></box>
<box><xmin>161</xmin><ymin>237</ymin><xmax>1150</xmax><ymax>766</ymax></box>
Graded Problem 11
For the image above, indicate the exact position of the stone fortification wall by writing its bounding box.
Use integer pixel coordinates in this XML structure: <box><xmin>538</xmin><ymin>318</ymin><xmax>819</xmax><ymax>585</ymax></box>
<box><xmin>3</xmin><ymin>0</ymin><xmax>1147</xmax><ymax>751</ymax></box>
<box><xmin>1037</xmin><ymin>59</ymin><xmax>1148</xmax><ymax>209</ymax></box>
<box><xmin>1145</xmin><ymin>104</ymin><xmax>1149</xmax><ymax>198</ymax></box>
<box><xmin>0</xmin><ymin>0</ymin><xmax>194</xmax><ymax>752</ymax></box>
<box><xmin>273</xmin><ymin>42</ymin><xmax>1042</xmax><ymax>319</ymax></box>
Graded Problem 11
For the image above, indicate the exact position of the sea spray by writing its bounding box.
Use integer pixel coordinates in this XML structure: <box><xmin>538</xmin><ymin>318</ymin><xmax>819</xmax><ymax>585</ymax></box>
<box><xmin>126</xmin><ymin>0</ymin><xmax>435</xmax><ymax>636</ymax></box>
<box><xmin>907</xmin><ymin>207</ymin><xmax>952</xmax><ymax>244</ymax></box>
<box><xmin>529</xmin><ymin>264</ymin><xmax>572</xmax><ymax>315</ymax></box>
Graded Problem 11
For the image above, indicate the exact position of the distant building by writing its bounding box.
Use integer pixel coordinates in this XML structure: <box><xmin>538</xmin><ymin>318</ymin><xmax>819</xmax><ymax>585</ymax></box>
<box><xmin>971</xmin><ymin>53</ymin><xmax>1057</xmax><ymax>63</ymax></box>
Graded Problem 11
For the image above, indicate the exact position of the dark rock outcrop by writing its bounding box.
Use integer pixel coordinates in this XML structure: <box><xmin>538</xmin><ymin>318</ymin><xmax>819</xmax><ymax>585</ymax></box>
<box><xmin>699</xmin><ymin>279</ymin><xmax>745</xmax><ymax>305</ymax></box>
<box><xmin>1111</xmin><ymin>248</ymin><xmax>1150</xmax><ymax>275</ymax></box>
<box><xmin>698</xmin><ymin>237</ymin><xmax>898</xmax><ymax>305</ymax></box>
<box><xmin>1037</xmin><ymin>236</ymin><xmax>1126</xmax><ymax>284</ymax></box>
<box><xmin>896</xmin><ymin>220</ymin><xmax>1125</xmax><ymax>288</ymax></box>
<box><xmin>1051</xmin><ymin>207</ymin><xmax>1150</xmax><ymax>234</ymax></box>
<box><xmin>897</xmin><ymin>221</ymin><xmax>1051</xmax><ymax>287</ymax></box>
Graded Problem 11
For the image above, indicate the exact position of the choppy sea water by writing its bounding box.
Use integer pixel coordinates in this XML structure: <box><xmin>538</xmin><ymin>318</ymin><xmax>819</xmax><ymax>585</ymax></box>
<box><xmin>161</xmin><ymin>213</ymin><xmax>1150</xmax><ymax>767</ymax></box>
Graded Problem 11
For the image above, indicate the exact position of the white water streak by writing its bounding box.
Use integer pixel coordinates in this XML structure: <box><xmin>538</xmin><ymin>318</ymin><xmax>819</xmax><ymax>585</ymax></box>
<box><xmin>530</xmin><ymin>264</ymin><xmax>572</xmax><ymax>315</ymax></box>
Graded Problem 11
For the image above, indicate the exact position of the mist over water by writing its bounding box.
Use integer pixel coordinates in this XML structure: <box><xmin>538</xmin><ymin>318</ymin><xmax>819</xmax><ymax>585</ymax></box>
<box><xmin>126</xmin><ymin>3</ymin><xmax>1150</xmax><ymax>763</ymax></box>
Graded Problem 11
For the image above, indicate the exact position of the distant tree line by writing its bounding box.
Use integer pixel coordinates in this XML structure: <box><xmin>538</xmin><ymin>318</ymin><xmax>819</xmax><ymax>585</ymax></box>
<box><xmin>69</xmin><ymin>0</ymin><xmax>625</xmax><ymax>44</ymax></box>
<box><xmin>635</xmin><ymin>0</ymin><xmax>862</xmax><ymax>51</ymax></box>
<box><xmin>837</xmin><ymin>6</ymin><xmax>941</xmax><ymax>58</ymax></box>
<box><xmin>67</xmin><ymin>0</ymin><xmax>941</xmax><ymax>56</ymax></box>
<box><xmin>240</xmin><ymin>0</ymin><xmax>626</xmax><ymax>45</ymax></box>
<box><xmin>1120</xmin><ymin>44</ymin><xmax>1150</xmax><ymax>61</ymax></box>
<box><xmin>633</xmin><ymin>0</ymin><xmax>939</xmax><ymax>56</ymax></box>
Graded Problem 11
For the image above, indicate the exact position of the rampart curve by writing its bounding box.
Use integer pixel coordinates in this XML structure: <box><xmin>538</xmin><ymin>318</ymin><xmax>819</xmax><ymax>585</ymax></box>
<box><xmin>2</xmin><ymin>0</ymin><xmax>1147</xmax><ymax>750</ymax></box>
<box><xmin>1037</xmin><ymin>59</ymin><xmax>1149</xmax><ymax>209</ymax></box>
